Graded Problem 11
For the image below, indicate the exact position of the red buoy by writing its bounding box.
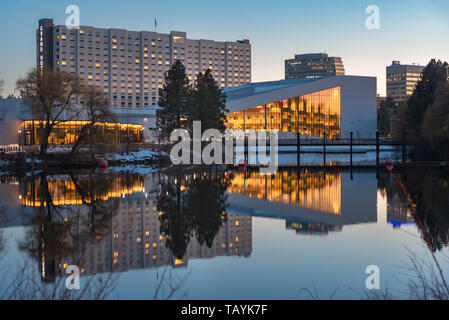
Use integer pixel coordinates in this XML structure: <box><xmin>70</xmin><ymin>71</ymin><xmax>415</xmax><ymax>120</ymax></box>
<box><xmin>238</xmin><ymin>159</ymin><xmax>246</xmax><ymax>172</ymax></box>
<box><xmin>385</xmin><ymin>158</ymin><xmax>394</xmax><ymax>171</ymax></box>
<box><xmin>99</xmin><ymin>159</ymin><xmax>108</xmax><ymax>168</ymax></box>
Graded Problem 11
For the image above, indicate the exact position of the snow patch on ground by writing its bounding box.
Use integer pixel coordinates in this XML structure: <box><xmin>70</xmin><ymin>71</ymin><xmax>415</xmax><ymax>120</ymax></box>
<box><xmin>112</xmin><ymin>150</ymin><xmax>160</xmax><ymax>162</ymax></box>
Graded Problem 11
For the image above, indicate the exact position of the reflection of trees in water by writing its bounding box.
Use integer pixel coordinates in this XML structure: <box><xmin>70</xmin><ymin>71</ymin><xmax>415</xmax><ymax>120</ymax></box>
<box><xmin>157</xmin><ymin>170</ymin><xmax>232</xmax><ymax>259</ymax></box>
<box><xmin>0</xmin><ymin>260</ymin><xmax>117</xmax><ymax>300</ymax></box>
<box><xmin>10</xmin><ymin>170</ymin><xmax>122</xmax><ymax>299</ymax></box>
<box><xmin>378</xmin><ymin>167</ymin><xmax>449</xmax><ymax>251</ymax></box>
<box><xmin>0</xmin><ymin>205</ymin><xmax>7</xmax><ymax>259</ymax></box>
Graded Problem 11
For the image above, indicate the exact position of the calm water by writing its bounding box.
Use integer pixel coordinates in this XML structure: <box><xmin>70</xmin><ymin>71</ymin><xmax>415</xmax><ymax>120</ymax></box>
<box><xmin>0</xmin><ymin>165</ymin><xmax>449</xmax><ymax>299</ymax></box>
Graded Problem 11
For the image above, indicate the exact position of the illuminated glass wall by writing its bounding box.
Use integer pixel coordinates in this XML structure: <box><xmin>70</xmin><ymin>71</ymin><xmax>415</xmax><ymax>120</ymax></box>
<box><xmin>23</xmin><ymin>121</ymin><xmax>143</xmax><ymax>145</ymax></box>
<box><xmin>226</xmin><ymin>87</ymin><xmax>341</xmax><ymax>139</ymax></box>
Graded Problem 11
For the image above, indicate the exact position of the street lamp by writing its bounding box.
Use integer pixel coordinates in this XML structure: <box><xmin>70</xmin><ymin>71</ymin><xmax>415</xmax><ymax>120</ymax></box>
<box><xmin>18</xmin><ymin>130</ymin><xmax>22</xmax><ymax>148</ymax></box>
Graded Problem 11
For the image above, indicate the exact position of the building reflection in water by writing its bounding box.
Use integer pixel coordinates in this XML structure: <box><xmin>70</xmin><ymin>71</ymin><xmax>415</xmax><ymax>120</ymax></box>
<box><xmin>286</xmin><ymin>221</ymin><xmax>342</xmax><ymax>236</ymax></box>
<box><xmin>17</xmin><ymin>171</ymin><xmax>251</xmax><ymax>281</ymax></box>
<box><xmin>3</xmin><ymin>167</ymin><xmax>383</xmax><ymax>283</ymax></box>
<box><xmin>227</xmin><ymin>168</ymin><xmax>379</xmax><ymax>234</ymax></box>
<box><xmin>228</xmin><ymin>170</ymin><xmax>341</xmax><ymax>215</ymax></box>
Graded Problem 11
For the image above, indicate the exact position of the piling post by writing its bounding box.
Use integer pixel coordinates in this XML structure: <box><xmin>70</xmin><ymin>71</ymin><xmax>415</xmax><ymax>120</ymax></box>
<box><xmin>376</xmin><ymin>131</ymin><xmax>380</xmax><ymax>166</ymax></box>
<box><xmin>350</xmin><ymin>131</ymin><xmax>353</xmax><ymax>168</ymax></box>
<box><xmin>401</xmin><ymin>132</ymin><xmax>406</xmax><ymax>164</ymax></box>
<box><xmin>244</xmin><ymin>135</ymin><xmax>248</xmax><ymax>165</ymax></box>
<box><xmin>323</xmin><ymin>132</ymin><xmax>326</xmax><ymax>166</ymax></box>
<box><xmin>296</xmin><ymin>132</ymin><xmax>300</xmax><ymax>167</ymax></box>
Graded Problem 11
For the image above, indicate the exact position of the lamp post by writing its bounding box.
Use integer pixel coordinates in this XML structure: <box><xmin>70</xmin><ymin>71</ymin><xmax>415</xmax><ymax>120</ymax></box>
<box><xmin>18</xmin><ymin>129</ymin><xmax>22</xmax><ymax>148</ymax></box>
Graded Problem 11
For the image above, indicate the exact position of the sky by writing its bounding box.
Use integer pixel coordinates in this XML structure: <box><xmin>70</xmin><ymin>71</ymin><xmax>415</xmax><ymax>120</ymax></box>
<box><xmin>0</xmin><ymin>0</ymin><xmax>448</xmax><ymax>96</ymax></box>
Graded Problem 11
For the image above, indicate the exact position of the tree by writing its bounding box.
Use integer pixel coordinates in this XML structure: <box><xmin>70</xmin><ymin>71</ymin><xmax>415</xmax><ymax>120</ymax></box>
<box><xmin>157</xmin><ymin>175</ymin><xmax>193</xmax><ymax>259</ymax></box>
<box><xmin>189</xmin><ymin>68</ymin><xmax>228</xmax><ymax>133</ymax></box>
<box><xmin>0</xmin><ymin>79</ymin><xmax>4</xmax><ymax>95</ymax></box>
<box><xmin>65</xmin><ymin>86</ymin><xmax>116</xmax><ymax>162</ymax></box>
<box><xmin>377</xmin><ymin>96</ymin><xmax>395</xmax><ymax>137</ymax></box>
<box><xmin>421</xmin><ymin>82</ymin><xmax>449</xmax><ymax>159</ymax></box>
<box><xmin>186</xmin><ymin>171</ymin><xmax>229</xmax><ymax>247</ymax></box>
<box><xmin>16</xmin><ymin>68</ymin><xmax>80</xmax><ymax>156</ymax></box>
<box><xmin>403</xmin><ymin>59</ymin><xmax>449</xmax><ymax>139</ymax></box>
<box><xmin>156</xmin><ymin>60</ymin><xmax>191</xmax><ymax>142</ymax></box>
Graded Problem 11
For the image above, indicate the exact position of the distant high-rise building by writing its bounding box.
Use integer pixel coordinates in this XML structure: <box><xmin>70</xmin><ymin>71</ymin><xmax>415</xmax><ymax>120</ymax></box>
<box><xmin>285</xmin><ymin>53</ymin><xmax>345</xmax><ymax>79</ymax></box>
<box><xmin>386</xmin><ymin>61</ymin><xmax>425</xmax><ymax>103</ymax></box>
<box><xmin>37</xmin><ymin>19</ymin><xmax>251</xmax><ymax>109</ymax></box>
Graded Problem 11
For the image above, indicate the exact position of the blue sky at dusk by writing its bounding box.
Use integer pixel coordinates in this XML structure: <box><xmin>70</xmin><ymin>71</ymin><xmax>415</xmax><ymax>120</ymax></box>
<box><xmin>0</xmin><ymin>0</ymin><xmax>448</xmax><ymax>96</ymax></box>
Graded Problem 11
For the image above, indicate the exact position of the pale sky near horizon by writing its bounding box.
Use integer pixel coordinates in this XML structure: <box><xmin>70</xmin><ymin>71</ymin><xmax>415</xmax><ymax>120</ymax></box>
<box><xmin>0</xmin><ymin>0</ymin><xmax>448</xmax><ymax>96</ymax></box>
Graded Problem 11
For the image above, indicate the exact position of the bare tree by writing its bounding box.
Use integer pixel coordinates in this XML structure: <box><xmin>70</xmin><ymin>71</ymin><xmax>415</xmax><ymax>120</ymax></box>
<box><xmin>16</xmin><ymin>68</ymin><xmax>80</xmax><ymax>157</ymax></box>
<box><xmin>65</xmin><ymin>86</ymin><xmax>116</xmax><ymax>162</ymax></box>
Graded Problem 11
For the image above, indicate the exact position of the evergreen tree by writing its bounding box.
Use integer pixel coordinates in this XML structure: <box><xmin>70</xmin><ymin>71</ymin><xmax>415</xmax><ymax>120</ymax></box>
<box><xmin>156</xmin><ymin>60</ymin><xmax>191</xmax><ymax>141</ymax></box>
<box><xmin>404</xmin><ymin>59</ymin><xmax>449</xmax><ymax>138</ymax></box>
<box><xmin>377</xmin><ymin>96</ymin><xmax>395</xmax><ymax>137</ymax></box>
<box><xmin>189</xmin><ymin>69</ymin><xmax>228</xmax><ymax>133</ymax></box>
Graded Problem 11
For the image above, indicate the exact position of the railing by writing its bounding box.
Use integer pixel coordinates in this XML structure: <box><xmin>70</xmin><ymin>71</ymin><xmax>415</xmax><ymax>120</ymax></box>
<box><xmin>233</xmin><ymin>138</ymin><xmax>406</xmax><ymax>146</ymax></box>
<box><xmin>0</xmin><ymin>144</ymin><xmax>21</xmax><ymax>152</ymax></box>
<box><xmin>274</xmin><ymin>138</ymin><xmax>407</xmax><ymax>146</ymax></box>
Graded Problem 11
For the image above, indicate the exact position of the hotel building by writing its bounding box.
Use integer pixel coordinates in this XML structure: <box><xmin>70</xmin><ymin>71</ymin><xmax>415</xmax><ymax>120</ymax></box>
<box><xmin>285</xmin><ymin>53</ymin><xmax>345</xmax><ymax>80</ymax></box>
<box><xmin>386</xmin><ymin>60</ymin><xmax>424</xmax><ymax>103</ymax></box>
<box><xmin>224</xmin><ymin>76</ymin><xmax>377</xmax><ymax>139</ymax></box>
<box><xmin>37</xmin><ymin>18</ymin><xmax>251</xmax><ymax>109</ymax></box>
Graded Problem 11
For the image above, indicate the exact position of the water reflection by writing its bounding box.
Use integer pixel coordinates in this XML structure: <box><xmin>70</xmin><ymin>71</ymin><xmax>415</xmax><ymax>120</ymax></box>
<box><xmin>157</xmin><ymin>171</ymin><xmax>251</xmax><ymax>261</ymax></box>
<box><xmin>378</xmin><ymin>166</ymin><xmax>449</xmax><ymax>252</ymax></box>
<box><xmin>12</xmin><ymin>170</ymin><xmax>252</xmax><ymax>281</ymax></box>
<box><xmin>1</xmin><ymin>165</ymin><xmax>449</xmax><ymax>299</ymax></box>
<box><xmin>227</xmin><ymin>168</ymin><xmax>378</xmax><ymax>232</ymax></box>
<box><xmin>228</xmin><ymin>170</ymin><xmax>341</xmax><ymax>215</ymax></box>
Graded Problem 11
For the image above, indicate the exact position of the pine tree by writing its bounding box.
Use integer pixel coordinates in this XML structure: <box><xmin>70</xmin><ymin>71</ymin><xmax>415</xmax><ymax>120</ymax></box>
<box><xmin>156</xmin><ymin>60</ymin><xmax>191</xmax><ymax>141</ymax></box>
<box><xmin>189</xmin><ymin>69</ymin><xmax>228</xmax><ymax>133</ymax></box>
<box><xmin>404</xmin><ymin>59</ymin><xmax>449</xmax><ymax>138</ymax></box>
<box><xmin>378</xmin><ymin>96</ymin><xmax>395</xmax><ymax>137</ymax></box>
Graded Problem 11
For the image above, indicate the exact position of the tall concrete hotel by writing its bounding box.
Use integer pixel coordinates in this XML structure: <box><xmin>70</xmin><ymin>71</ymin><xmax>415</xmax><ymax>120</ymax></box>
<box><xmin>37</xmin><ymin>18</ymin><xmax>251</xmax><ymax>109</ymax></box>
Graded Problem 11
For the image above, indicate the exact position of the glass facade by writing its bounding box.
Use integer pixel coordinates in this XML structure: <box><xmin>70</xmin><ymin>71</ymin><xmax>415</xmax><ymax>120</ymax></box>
<box><xmin>225</xmin><ymin>87</ymin><xmax>341</xmax><ymax>139</ymax></box>
<box><xmin>23</xmin><ymin>121</ymin><xmax>143</xmax><ymax>146</ymax></box>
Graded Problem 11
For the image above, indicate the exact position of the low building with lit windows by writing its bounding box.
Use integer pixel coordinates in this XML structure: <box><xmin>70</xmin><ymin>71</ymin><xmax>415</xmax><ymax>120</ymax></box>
<box><xmin>0</xmin><ymin>98</ymin><xmax>156</xmax><ymax>147</ymax></box>
<box><xmin>224</xmin><ymin>75</ymin><xmax>377</xmax><ymax>139</ymax></box>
